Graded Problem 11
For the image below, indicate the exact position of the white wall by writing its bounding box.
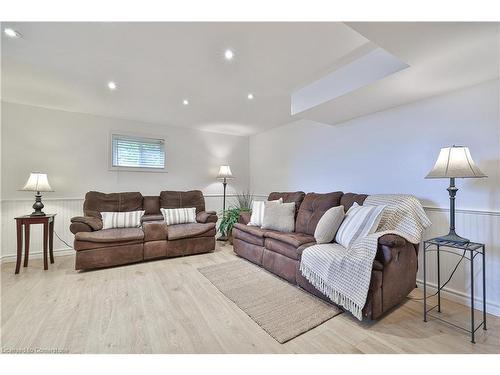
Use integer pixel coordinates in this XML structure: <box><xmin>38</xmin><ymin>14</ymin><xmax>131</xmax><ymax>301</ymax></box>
<box><xmin>1</xmin><ymin>102</ymin><xmax>249</xmax><ymax>258</ymax></box>
<box><xmin>251</xmin><ymin>80</ymin><xmax>499</xmax><ymax>211</ymax></box>
<box><xmin>250</xmin><ymin>80</ymin><xmax>500</xmax><ymax>315</ymax></box>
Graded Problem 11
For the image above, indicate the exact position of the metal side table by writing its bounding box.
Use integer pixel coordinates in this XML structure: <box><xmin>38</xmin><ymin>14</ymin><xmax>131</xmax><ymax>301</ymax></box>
<box><xmin>423</xmin><ymin>237</ymin><xmax>486</xmax><ymax>343</ymax></box>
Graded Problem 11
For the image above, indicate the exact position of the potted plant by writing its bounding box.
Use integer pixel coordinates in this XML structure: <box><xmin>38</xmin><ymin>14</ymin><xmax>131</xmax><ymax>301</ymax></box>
<box><xmin>218</xmin><ymin>191</ymin><xmax>252</xmax><ymax>244</ymax></box>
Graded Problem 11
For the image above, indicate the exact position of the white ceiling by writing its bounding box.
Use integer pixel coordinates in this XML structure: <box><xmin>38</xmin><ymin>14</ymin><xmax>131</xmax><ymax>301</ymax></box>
<box><xmin>1</xmin><ymin>22</ymin><xmax>498</xmax><ymax>136</ymax></box>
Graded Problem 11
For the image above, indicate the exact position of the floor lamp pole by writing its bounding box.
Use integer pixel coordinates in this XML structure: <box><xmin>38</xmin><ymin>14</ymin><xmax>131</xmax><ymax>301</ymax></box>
<box><xmin>218</xmin><ymin>178</ymin><xmax>228</xmax><ymax>241</ymax></box>
<box><xmin>222</xmin><ymin>178</ymin><xmax>227</xmax><ymax>213</ymax></box>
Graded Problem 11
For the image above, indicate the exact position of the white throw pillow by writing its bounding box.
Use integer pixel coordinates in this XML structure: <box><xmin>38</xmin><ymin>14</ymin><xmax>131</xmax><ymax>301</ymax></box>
<box><xmin>101</xmin><ymin>210</ymin><xmax>145</xmax><ymax>229</ymax></box>
<box><xmin>262</xmin><ymin>201</ymin><xmax>295</xmax><ymax>233</ymax></box>
<box><xmin>314</xmin><ymin>205</ymin><xmax>345</xmax><ymax>244</ymax></box>
<box><xmin>248</xmin><ymin>198</ymin><xmax>283</xmax><ymax>227</ymax></box>
<box><xmin>335</xmin><ymin>203</ymin><xmax>386</xmax><ymax>248</ymax></box>
<box><xmin>161</xmin><ymin>207</ymin><xmax>197</xmax><ymax>225</ymax></box>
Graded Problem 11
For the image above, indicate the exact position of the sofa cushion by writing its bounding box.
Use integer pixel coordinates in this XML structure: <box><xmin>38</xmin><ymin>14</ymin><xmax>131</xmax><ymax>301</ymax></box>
<box><xmin>340</xmin><ymin>192</ymin><xmax>368</xmax><ymax>211</ymax></box>
<box><xmin>264</xmin><ymin>231</ymin><xmax>315</xmax><ymax>248</ymax></box>
<box><xmin>75</xmin><ymin>228</ymin><xmax>144</xmax><ymax>243</ymax></box>
<box><xmin>74</xmin><ymin>228</ymin><xmax>145</xmax><ymax>251</ymax></box>
<box><xmin>83</xmin><ymin>191</ymin><xmax>144</xmax><ymax>218</ymax></box>
<box><xmin>167</xmin><ymin>222</ymin><xmax>216</xmax><ymax>240</ymax></box>
<box><xmin>160</xmin><ymin>190</ymin><xmax>205</xmax><ymax>214</ymax></box>
<box><xmin>295</xmin><ymin>192</ymin><xmax>343</xmax><ymax>235</ymax></box>
<box><xmin>233</xmin><ymin>222</ymin><xmax>267</xmax><ymax>238</ymax></box>
<box><xmin>267</xmin><ymin>191</ymin><xmax>305</xmax><ymax>215</ymax></box>
<box><xmin>264</xmin><ymin>238</ymin><xmax>315</xmax><ymax>261</ymax></box>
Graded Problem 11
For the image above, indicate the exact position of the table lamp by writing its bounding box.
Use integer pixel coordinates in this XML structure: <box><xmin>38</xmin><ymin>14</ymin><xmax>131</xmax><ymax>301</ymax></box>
<box><xmin>21</xmin><ymin>173</ymin><xmax>54</xmax><ymax>216</ymax></box>
<box><xmin>425</xmin><ymin>146</ymin><xmax>486</xmax><ymax>243</ymax></box>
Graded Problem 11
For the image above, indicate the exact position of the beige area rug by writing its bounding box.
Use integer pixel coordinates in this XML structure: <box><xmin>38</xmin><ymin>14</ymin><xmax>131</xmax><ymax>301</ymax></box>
<box><xmin>198</xmin><ymin>259</ymin><xmax>342</xmax><ymax>343</ymax></box>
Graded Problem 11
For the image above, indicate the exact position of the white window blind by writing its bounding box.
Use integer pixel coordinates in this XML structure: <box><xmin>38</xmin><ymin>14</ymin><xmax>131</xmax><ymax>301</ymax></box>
<box><xmin>111</xmin><ymin>134</ymin><xmax>165</xmax><ymax>170</ymax></box>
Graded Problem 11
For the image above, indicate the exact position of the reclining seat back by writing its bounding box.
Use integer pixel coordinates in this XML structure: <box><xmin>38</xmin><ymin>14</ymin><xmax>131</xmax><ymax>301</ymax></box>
<box><xmin>340</xmin><ymin>192</ymin><xmax>369</xmax><ymax>211</ymax></box>
<box><xmin>295</xmin><ymin>192</ymin><xmax>343</xmax><ymax>235</ymax></box>
<box><xmin>83</xmin><ymin>191</ymin><xmax>144</xmax><ymax>219</ymax></box>
<box><xmin>160</xmin><ymin>190</ymin><xmax>206</xmax><ymax>213</ymax></box>
<box><xmin>267</xmin><ymin>191</ymin><xmax>306</xmax><ymax>218</ymax></box>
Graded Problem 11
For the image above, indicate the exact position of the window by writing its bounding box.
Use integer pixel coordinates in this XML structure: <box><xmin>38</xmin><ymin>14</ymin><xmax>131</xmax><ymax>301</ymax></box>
<box><xmin>111</xmin><ymin>134</ymin><xmax>166</xmax><ymax>171</ymax></box>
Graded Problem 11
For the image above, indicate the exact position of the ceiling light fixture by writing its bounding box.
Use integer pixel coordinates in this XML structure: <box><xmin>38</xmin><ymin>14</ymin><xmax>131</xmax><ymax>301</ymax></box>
<box><xmin>183</xmin><ymin>99</ymin><xmax>189</xmax><ymax>106</ymax></box>
<box><xmin>107</xmin><ymin>81</ymin><xmax>117</xmax><ymax>90</ymax></box>
<box><xmin>247</xmin><ymin>93</ymin><xmax>254</xmax><ymax>100</ymax></box>
<box><xmin>4</xmin><ymin>28</ymin><xmax>21</xmax><ymax>38</ymax></box>
<box><xmin>224</xmin><ymin>49</ymin><xmax>234</xmax><ymax>61</ymax></box>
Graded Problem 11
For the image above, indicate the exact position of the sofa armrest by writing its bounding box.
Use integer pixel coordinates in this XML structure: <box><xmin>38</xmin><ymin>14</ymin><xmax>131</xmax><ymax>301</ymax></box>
<box><xmin>196</xmin><ymin>211</ymin><xmax>218</xmax><ymax>223</ymax></box>
<box><xmin>70</xmin><ymin>216</ymin><xmax>103</xmax><ymax>234</ymax></box>
<box><xmin>376</xmin><ymin>234</ymin><xmax>411</xmax><ymax>265</ymax></box>
<box><xmin>238</xmin><ymin>212</ymin><xmax>251</xmax><ymax>225</ymax></box>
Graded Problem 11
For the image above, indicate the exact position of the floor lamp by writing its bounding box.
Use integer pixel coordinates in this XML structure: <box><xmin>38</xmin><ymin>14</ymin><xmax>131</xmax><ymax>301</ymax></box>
<box><xmin>425</xmin><ymin>145</ymin><xmax>487</xmax><ymax>244</ymax></box>
<box><xmin>217</xmin><ymin>165</ymin><xmax>233</xmax><ymax>241</ymax></box>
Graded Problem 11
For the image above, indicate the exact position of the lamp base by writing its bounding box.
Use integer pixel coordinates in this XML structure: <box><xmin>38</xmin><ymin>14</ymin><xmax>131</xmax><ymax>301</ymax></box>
<box><xmin>31</xmin><ymin>193</ymin><xmax>46</xmax><ymax>216</ymax></box>
<box><xmin>435</xmin><ymin>231</ymin><xmax>470</xmax><ymax>244</ymax></box>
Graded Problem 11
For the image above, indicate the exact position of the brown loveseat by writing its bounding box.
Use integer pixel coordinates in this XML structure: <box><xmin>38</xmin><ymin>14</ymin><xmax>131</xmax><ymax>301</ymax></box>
<box><xmin>70</xmin><ymin>190</ymin><xmax>217</xmax><ymax>270</ymax></box>
<box><xmin>232</xmin><ymin>191</ymin><xmax>419</xmax><ymax>320</ymax></box>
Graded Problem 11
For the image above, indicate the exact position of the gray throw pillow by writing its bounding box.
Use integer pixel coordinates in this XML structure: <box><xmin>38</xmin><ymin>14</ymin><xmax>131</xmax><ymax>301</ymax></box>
<box><xmin>314</xmin><ymin>206</ymin><xmax>345</xmax><ymax>244</ymax></box>
<box><xmin>262</xmin><ymin>201</ymin><xmax>295</xmax><ymax>233</ymax></box>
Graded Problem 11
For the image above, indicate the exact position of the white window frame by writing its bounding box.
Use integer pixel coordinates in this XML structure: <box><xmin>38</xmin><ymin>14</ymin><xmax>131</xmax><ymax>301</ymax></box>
<box><xmin>108</xmin><ymin>131</ymin><xmax>167</xmax><ymax>173</ymax></box>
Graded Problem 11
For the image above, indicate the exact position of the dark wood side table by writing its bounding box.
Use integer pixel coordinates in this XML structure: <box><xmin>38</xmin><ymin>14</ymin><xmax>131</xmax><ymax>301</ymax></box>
<box><xmin>14</xmin><ymin>214</ymin><xmax>56</xmax><ymax>274</ymax></box>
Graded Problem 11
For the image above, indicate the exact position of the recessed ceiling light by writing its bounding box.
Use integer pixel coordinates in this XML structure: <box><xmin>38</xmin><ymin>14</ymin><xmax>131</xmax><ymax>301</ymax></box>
<box><xmin>107</xmin><ymin>81</ymin><xmax>117</xmax><ymax>90</ymax></box>
<box><xmin>247</xmin><ymin>93</ymin><xmax>254</xmax><ymax>100</ymax></box>
<box><xmin>4</xmin><ymin>28</ymin><xmax>21</xmax><ymax>38</ymax></box>
<box><xmin>183</xmin><ymin>99</ymin><xmax>189</xmax><ymax>106</ymax></box>
<box><xmin>224</xmin><ymin>49</ymin><xmax>234</xmax><ymax>60</ymax></box>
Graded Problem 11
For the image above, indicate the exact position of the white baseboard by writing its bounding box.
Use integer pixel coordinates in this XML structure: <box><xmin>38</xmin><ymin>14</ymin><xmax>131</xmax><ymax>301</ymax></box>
<box><xmin>416</xmin><ymin>279</ymin><xmax>500</xmax><ymax>317</ymax></box>
<box><xmin>0</xmin><ymin>247</ymin><xmax>74</xmax><ymax>264</ymax></box>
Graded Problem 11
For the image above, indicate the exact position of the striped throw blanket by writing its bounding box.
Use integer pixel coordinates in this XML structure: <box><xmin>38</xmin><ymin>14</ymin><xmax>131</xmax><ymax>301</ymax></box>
<box><xmin>299</xmin><ymin>194</ymin><xmax>431</xmax><ymax>320</ymax></box>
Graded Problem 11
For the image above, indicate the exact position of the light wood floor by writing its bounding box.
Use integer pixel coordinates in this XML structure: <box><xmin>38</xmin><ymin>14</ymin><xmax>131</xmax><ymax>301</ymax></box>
<box><xmin>1</xmin><ymin>242</ymin><xmax>499</xmax><ymax>354</ymax></box>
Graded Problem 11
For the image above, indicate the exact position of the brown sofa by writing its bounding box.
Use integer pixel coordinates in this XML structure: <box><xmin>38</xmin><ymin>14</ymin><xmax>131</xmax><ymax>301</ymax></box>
<box><xmin>70</xmin><ymin>190</ymin><xmax>217</xmax><ymax>270</ymax></box>
<box><xmin>232</xmin><ymin>191</ymin><xmax>419</xmax><ymax>320</ymax></box>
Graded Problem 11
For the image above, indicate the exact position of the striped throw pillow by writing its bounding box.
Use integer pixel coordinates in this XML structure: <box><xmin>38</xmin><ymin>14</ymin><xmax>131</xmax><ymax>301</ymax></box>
<box><xmin>335</xmin><ymin>203</ymin><xmax>386</xmax><ymax>248</ymax></box>
<box><xmin>101</xmin><ymin>210</ymin><xmax>145</xmax><ymax>229</ymax></box>
<box><xmin>248</xmin><ymin>198</ymin><xmax>283</xmax><ymax>227</ymax></box>
<box><xmin>161</xmin><ymin>207</ymin><xmax>197</xmax><ymax>225</ymax></box>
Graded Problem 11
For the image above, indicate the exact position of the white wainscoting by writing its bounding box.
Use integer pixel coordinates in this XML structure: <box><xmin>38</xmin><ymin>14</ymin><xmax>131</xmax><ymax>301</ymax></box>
<box><xmin>0</xmin><ymin>194</ymin><xmax>232</xmax><ymax>262</ymax></box>
<box><xmin>418</xmin><ymin>207</ymin><xmax>500</xmax><ymax>317</ymax></box>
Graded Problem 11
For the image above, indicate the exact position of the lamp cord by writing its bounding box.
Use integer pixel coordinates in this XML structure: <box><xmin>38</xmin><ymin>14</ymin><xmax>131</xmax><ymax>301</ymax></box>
<box><xmin>54</xmin><ymin>230</ymin><xmax>74</xmax><ymax>249</ymax></box>
<box><xmin>407</xmin><ymin>249</ymin><xmax>467</xmax><ymax>301</ymax></box>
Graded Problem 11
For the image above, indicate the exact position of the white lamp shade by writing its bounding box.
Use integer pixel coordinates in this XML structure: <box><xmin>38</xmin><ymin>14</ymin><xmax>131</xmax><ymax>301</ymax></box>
<box><xmin>425</xmin><ymin>146</ymin><xmax>487</xmax><ymax>179</ymax></box>
<box><xmin>21</xmin><ymin>173</ymin><xmax>54</xmax><ymax>192</ymax></box>
<box><xmin>217</xmin><ymin>165</ymin><xmax>233</xmax><ymax>179</ymax></box>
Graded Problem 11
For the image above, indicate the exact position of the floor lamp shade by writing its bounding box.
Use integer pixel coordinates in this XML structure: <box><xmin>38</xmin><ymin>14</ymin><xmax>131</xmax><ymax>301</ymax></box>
<box><xmin>21</xmin><ymin>173</ymin><xmax>54</xmax><ymax>216</ymax></box>
<box><xmin>217</xmin><ymin>165</ymin><xmax>233</xmax><ymax>180</ymax></box>
<box><xmin>425</xmin><ymin>146</ymin><xmax>486</xmax><ymax>243</ymax></box>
